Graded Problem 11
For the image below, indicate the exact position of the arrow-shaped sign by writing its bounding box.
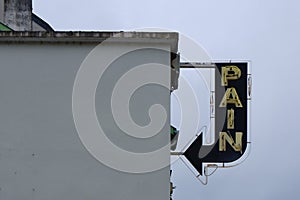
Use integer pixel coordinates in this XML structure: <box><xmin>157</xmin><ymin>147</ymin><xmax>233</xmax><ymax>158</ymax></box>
<box><xmin>183</xmin><ymin>62</ymin><xmax>249</xmax><ymax>175</ymax></box>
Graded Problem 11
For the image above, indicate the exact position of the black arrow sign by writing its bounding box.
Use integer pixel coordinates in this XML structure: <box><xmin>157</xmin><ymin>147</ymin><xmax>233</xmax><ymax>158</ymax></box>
<box><xmin>183</xmin><ymin>62</ymin><xmax>249</xmax><ymax>175</ymax></box>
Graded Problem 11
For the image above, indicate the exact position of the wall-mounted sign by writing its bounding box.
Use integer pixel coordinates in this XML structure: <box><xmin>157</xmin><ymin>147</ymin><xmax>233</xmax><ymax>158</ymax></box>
<box><xmin>183</xmin><ymin>62</ymin><xmax>250</xmax><ymax>175</ymax></box>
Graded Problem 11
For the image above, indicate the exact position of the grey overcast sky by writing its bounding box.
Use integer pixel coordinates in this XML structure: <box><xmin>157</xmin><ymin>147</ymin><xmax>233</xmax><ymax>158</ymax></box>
<box><xmin>33</xmin><ymin>0</ymin><xmax>300</xmax><ymax>199</ymax></box>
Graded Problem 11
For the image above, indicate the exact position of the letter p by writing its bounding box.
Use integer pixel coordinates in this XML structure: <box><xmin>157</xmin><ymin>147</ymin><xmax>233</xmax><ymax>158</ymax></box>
<box><xmin>221</xmin><ymin>66</ymin><xmax>241</xmax><ymax>86</ymax></box>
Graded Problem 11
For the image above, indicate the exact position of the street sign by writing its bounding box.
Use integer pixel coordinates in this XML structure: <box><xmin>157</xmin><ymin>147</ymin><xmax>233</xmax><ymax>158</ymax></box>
<box><xmin>183</xmin><ymin>62</ymin><xmax>250</xmax><ymax>175</ymax></box>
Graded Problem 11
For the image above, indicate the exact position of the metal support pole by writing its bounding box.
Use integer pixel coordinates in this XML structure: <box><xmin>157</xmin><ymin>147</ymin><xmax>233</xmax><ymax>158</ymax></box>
<box><xmin>170</xmin><ymin>152</ymin><xmax>184</xmax><ymax>156</ymax></box>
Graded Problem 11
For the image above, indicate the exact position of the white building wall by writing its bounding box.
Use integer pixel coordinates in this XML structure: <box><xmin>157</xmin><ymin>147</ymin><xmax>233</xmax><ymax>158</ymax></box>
<box><xmin>0</xmin><ymin>39</ymin><xmax>172</xmax><ymax>200</ymax></box>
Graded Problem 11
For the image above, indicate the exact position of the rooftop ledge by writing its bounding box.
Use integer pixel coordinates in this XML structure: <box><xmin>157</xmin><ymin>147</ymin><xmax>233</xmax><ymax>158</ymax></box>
<box><xmin>0</xmin><ymin>31</ymin><xmax>179</xmax><ymax>52</ymax></box>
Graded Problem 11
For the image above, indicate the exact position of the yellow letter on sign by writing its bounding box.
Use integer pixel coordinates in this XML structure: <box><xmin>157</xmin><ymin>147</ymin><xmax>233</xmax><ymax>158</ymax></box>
<box><xmin>219</xmin><ymin>132</ymin><xmax>243</xmax><ymax>152</ymax></box>
<box><xmin>227</xmin><ymin>109</ymin><xmax>234</xmax><ymax>129</ymax></box>
<box><xmin>221</xmin><ymin>66</ymin><xmax>241</xmax><ymax>86</ymax></box>
<box><xmin>219</xmin><ymin>87</ymin><xmax>243</xmax><ymax>107</ymax></box>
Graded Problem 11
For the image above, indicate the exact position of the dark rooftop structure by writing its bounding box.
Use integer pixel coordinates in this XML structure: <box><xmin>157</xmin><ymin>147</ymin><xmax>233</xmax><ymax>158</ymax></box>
<box><xmin>0</xmin><ymin>0</ymin><xmax>53</xmax><ymax>31</ymax></box>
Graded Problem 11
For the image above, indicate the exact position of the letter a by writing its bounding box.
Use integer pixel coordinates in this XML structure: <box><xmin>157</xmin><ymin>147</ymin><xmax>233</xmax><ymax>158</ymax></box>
<box><xmin>219</xmin><ymin>87</ymin><xmax>243</xmax><ymax>107</ymax></box>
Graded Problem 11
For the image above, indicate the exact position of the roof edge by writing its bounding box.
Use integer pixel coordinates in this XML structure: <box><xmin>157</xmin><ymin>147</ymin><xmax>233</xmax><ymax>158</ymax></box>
<box><xmin>0</xmin><ymin>31</ymin><xmax>178</xmax><ymax>52</ymax></box>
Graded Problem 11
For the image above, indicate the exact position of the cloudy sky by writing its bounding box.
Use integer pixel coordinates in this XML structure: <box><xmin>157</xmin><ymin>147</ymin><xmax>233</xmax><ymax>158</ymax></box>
<box><xmin>33</xmin><ymin>0</ymin><xmax>300</xmax><ymax>199</ymax></box>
